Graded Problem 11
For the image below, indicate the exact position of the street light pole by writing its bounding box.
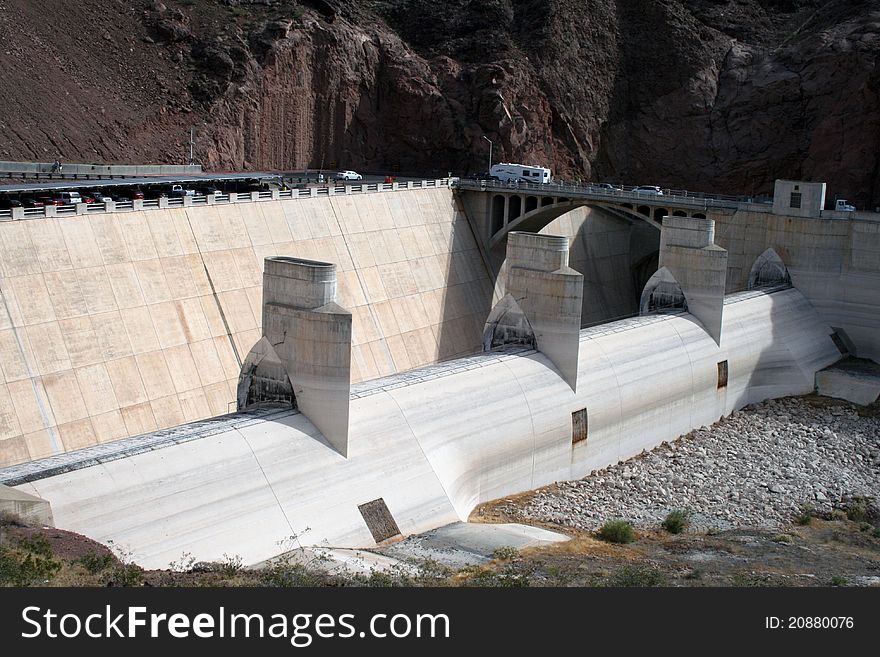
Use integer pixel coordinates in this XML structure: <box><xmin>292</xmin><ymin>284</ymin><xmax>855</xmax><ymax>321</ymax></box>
<box><xmin>482</xmin><ymin>135</ymin><xmax>493</xmax><ymax>174</ymax></box>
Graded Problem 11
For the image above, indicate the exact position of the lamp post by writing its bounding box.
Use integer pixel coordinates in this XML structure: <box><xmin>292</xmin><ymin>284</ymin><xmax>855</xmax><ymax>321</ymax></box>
<box><xmin>482</xmin><ymin>135</ymin><xmax>493</xmax><ymax>174</ymax></box>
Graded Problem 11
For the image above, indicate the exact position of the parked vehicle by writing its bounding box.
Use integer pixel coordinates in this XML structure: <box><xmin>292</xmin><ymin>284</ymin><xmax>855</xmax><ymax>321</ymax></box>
<box><xmin>336</xmin><ymin>170</ymin><xmax>362</xmax><ymax>181</ymax></box>
<box><xmin>170</xmin><ymin>184</ymin><xmax>195</xmax><ymax>197</ymax></box>
<box><xmin>489</xmin><ymin>163</ymin><xmax>552</xmax><ymax>184</ymax></box>
<box><xmin>19</xmin><ymin>196</ymin><xmax>44</xmax><ymax>208</ymax></box>
<box><xmin>88</xmin><ymin>191</ymin><xmax>113</xmax><ymax>202</ymax></box>
<box><xmin>55</xmin><ymin>191</ymin><xmax>82</xmax><ymax>204</ymax></box>
<box><xmin>38</xmin><ymin>195</ymin><xmax>64</xmax><ymax>206</ymax></box>
<box><xmin>632</xmin><ymin>185</ymin><xmax>664</xmax><ymax>196</ymax></box>
<box><xmin>0</xmin><ymin>197</ymin><xmax>22</xmax><ymax>209</ymax></box>
<box><xmin>835</xmin><ymin>199</ymin><xmax>856</xmax><ymax>212</ymax></box>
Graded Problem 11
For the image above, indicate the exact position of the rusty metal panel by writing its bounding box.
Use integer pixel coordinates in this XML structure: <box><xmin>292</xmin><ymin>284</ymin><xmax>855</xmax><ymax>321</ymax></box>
<box><xmin>571</xmin><ymin>408</ymin><xmax>588</xmax><ymax>445</ymax></box>
<box><xmin>358</xmin><ymin>498</ymin><xmax>401</xmax><ymax>543</ymax></box>
<box><xmin>717</xmin><ymin>360</ymin><xmax>729</xmax><ymax>389</ymax></box>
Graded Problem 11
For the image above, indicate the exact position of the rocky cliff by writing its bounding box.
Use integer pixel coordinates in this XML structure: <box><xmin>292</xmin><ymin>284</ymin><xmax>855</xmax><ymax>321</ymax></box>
<box><xmin>0</xmin><ymin>0</ymin><xmax>877</xmax><ymax>206</ymax></box>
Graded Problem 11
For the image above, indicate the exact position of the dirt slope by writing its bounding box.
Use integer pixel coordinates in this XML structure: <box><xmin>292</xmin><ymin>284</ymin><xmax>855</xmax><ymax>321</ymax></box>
<box><xmin>0</xmin><ymin>0</ymin><xmax>877</xmax><ymax>206</ymax></box>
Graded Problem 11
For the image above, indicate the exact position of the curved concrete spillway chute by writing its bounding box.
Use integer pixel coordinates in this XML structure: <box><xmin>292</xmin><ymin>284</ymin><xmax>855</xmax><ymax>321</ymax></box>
<box><xmin>11</xmin><ymin>286</ymin><xmax>842</xmax><ymax>568</ymax></box>
<box><xmin>388</xmin><ymin>349</ymin><xmax>575</xmax><ymax>519</ymax></box>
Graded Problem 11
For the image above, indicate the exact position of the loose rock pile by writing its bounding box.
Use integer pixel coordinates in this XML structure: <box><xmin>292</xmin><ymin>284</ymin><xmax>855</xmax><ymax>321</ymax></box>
<box><xmin>510</xmin><ymin>397</ymin><xmax>880</xmax><ymax>532</ymax></box>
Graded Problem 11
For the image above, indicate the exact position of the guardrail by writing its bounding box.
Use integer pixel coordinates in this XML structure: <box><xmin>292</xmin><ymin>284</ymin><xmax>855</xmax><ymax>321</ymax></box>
<box><xmin>454</xmin><ymin>178</ymin><xmax>773</xmax><ymax>211</ymax></box>
<box><xmin>0</xmin><ymin>160</ymin><xmax>203</xmax><ymax>180</ymax></box>
<box><xmin>0</xmin><ymin>179</ymin><xmax>452</xmax><ymax>221</ymax></box>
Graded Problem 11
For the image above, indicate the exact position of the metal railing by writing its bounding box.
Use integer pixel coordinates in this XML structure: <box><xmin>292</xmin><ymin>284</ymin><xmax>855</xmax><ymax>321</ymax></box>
<box><xmin>0</xmin><ymin>179</ymin><xmax>452</xmax><ymax>222</ymax></box>
<box><xmin>454</xmin><ymin>178</ymin><xmax>773</xmax><ymax>211</ymax></box>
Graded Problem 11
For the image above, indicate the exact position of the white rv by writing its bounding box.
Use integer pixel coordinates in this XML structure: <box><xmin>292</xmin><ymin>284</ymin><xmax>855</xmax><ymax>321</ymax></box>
<box><xmin>490</xmin><ymin>162</ymin><xmax>552</xmax><ymax>184</ymax></box>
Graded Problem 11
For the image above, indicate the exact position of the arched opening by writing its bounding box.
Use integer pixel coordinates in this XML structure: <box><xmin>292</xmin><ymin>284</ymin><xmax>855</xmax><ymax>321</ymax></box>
<box><xmin>621</xmin><ymin>203</ymin><xmax>633</xmax><ymax>209</ymax></box>
<box><xmin>637</xmin><ymin>205</ymin><xmax>650</xmax><ymax>217</ymax></box>
<box><xmin>525</xmin><ymin>196</ymin><xmax>538</xmax><ymax>213</ymax></box>
<box><xmin>748</xmin><ymin>248</ymin><xmax>792</xmax><ymax>290</ymax></box>
<box><xmin>540</xmin><ymin>196</ymin><xmax>554</xmax><ymax>207</ymax></box>
<box><xmin>558</xmin><ymin>197</ymin><xmax>570</xmax><ymax>203</ymax></box>
<box><xmin>639</xmin><ymin>267</ymin><xmax>688</xmax><ymax>315</ymax></box>
<box><xmin>237</xmin><ymin>337</ymin><xmax>296</xmax><ymax>411</ymax></box>
<box><xmin>483</xmin><ymin>294</ymin><xmax>536</xmax><ymax>351</ymax></box>
<box><xmin>654</xmin><ymin>207</ymin><xmax>668</xmax><ymax>222</ymax></box>
<box><xmin>672</xmin><ymin>210</ymin><xmax>687</xmax><ymax>216</ymax></box>
<box><xmin>491</xmin><ymin>195</ymin><xmax>505</xmax><ymax>234</ymax></box>
<box><xmin>507</xmin><ymin>195</ymin><xmax>522</xmax><ymax>223</ymax></box>
<box><xmin>693</xmin><ymin>212</ymin><xmax>706</xmax><ymax>219</ymax></box>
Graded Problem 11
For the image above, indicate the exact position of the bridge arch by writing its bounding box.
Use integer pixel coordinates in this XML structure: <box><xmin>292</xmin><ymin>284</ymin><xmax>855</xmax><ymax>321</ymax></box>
<box><xmin>491</xmin><ymin>195</ymin><xmax>505</xmax><ymax>234</ymax></box>
<box><xmin>489</xmin><ymin>198</ymin><xmax>662</xmax><ymax>248</ymax></box>
<box><xmin>508</xmin><ymin>196</ymin><xmax>522</xmax><ymax>223</ymax></box>
<box><xmin>525</xmin><ymin>196</ymin><xmax>538</xmax><ymax>213</ymax></box>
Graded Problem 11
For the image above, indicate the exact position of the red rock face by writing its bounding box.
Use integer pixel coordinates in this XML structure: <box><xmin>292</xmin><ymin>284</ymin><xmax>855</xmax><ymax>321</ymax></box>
<box><xmin>0</xmin><ymin>0</ymin><xmax>877</xmax><ymax>208</ymax></box>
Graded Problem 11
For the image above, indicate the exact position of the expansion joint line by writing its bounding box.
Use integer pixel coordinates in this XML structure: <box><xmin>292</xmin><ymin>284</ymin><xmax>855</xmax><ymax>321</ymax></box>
<box><xmin>182</xmin><ymin>211</ymin><xmax>242</xmax><ymax>367</ymax></box>
<box><xmin>233</xmin><ymin>426</ymin><xmax>297</xmax><ymax>539</ymax></box>
<box><xmin>0</xmin><ymin>284</ymin><xmax>63</xmax><ymax>454</ymax></box>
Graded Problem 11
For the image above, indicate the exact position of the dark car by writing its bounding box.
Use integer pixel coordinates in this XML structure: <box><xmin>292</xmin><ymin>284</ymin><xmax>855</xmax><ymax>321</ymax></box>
<box><xmin>0</xmin><ymin>197</ymin><xmax>23</xmax><ymax>209</ymax></box>
<box><xmin>19</xmin><ymin>196</ymin><xmax>44</xmax><ymax>208</ymax></box>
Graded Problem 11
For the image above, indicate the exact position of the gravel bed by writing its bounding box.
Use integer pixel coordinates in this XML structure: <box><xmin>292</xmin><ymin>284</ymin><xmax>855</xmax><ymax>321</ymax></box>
<box><xmin>509</xmin><ymin>397</ymin><xmax>880</xmax><ymax>532</ymax></box>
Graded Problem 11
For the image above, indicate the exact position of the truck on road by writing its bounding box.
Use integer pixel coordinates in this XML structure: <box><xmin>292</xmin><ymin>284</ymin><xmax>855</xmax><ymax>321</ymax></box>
<box><xmin>490</xmin><ymin>163</ymin><xmax>552</xmax><ymax>184</ymax></box>
<box><xmin>834</xmin><ymin>199</ymin><xmax>856</xmax><ymax>212</ymax></box>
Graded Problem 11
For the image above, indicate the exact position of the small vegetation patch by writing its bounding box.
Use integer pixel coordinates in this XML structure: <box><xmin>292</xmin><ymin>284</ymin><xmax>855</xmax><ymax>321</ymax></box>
<box><xmin>662</xmin><ymin>510</ymin><xmax>690</xmax><ymax>534</ymax></box>
<box><xmin>492</xmin><ymin>546</ymin><xmax>519</xmax><ymax>560</ymax></box>
<box><xmin>597</xmin><ymin>520</ymin><xmax>635</xmax><ymax>544</ymax></box>
<box><xmin>606</xmin><ymin>565</ymin><xmax>665</xmax><ymax>587</ymax></box>
<box><xmin>830</xmin><ymin>576</ymin><xmax>848</xmax><ymax>587</ymax></box>
<box><xmin>76</xmin><ymin>552</ymin><xmax>114</xmax><ymax>574</ymax></box>
<box><xmin>794</xmin><ymin>506</ymin><xmax>815</xmax><ymax>526</ymax></box>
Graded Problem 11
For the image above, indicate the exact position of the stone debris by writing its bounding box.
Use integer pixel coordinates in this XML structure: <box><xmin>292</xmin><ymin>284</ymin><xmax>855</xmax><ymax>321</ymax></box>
<box><xmin>505</xmin><ymin>397</ymin><xmax>880</xmax><ymax>532</ymax></box>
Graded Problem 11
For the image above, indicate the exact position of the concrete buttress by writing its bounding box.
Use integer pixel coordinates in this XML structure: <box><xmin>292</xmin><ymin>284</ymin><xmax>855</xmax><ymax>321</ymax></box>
<box><xmin>261</xmin><ymin>257</ymin><xmax>352</xmax><ymax>457</ymax></box>
<box><xmin>487</xmin><ymin>232</ymin><xmax>583</xmax><ymax>390</ymax></box>
<box><xmin>658</xmin><ymin>216</ymin><xmax>728</xmax><ymax>345</ymax></box>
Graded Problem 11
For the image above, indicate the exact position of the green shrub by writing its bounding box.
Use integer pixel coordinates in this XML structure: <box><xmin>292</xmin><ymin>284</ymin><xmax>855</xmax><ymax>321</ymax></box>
<box><xmin>844</xmin><ymin>497</ymin><xmax>869</xmax><ymax>523</ymax></box>
<box><xmin>597</xmin><ymin>520</ymin><xmax>635</xmax><ymax>544</ymax></box>
<box><xmin>830</xmin><ymin>576</ymin><xmax>848</xmax><ymax>587</ymax></box>
<box><xmin>873</xmin><ymin>527</ymin><xmax>880</xmax><ymax>539</ymax></box>
<box><xmin>794</xmin><ymin>506</ymin><xmax>814</xmax><ymax>526</ymax></box>
<box><xmin>77</xmin><ymin>552</ymin><xmax>114</xmax><ymax>574</ymax></box>
<box><xmin>492</xmin><ymin>546</ymin><xmax>519</xmax><ymax>560</ymax></box>
<box><xmin>0</xmin><ymin>545</ymin><xmax>61</xmax><ymax>586</ymax></box>
<box><xmin>771</xmin><ymin>534</ymin><xmax>793</xmax><ymax>544</ymax></box>
<box><xmin>607</xmin><ymin>565</ymin><xmax>665</xmax><ymax>587</ymax></box>
<box><xmin>662</xmin><ymin>510</ymin><xmax>690</xmax><ymax>534</ymax></box>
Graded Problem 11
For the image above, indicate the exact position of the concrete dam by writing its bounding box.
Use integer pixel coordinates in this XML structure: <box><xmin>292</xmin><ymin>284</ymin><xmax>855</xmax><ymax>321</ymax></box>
<box><xmin>1</xmin><ymin>181</ymin><xmax>878</xmax><ymax>567</ymax></box>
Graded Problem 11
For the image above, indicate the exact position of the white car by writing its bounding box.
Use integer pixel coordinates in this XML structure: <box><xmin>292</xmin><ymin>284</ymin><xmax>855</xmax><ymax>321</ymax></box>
<box><xmin>336</xmin><ymin>170</ymin><xmax>362</xmax><ymax>181</ymax></box>
<box><xmin>632</xmin><ymin>185</ymin><xmax>663</xmax><ymax>196</ymax></box>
